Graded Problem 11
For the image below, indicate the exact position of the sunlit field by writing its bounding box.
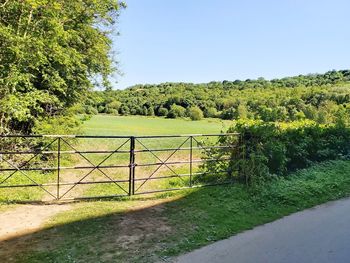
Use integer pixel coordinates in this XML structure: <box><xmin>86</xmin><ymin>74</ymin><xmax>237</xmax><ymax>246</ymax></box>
<box><xmin>0</xmin><ymin>116</ymin><xmax>234</xmax><ymax>202</ymax></box>
<box><xmin>81</xmin><ymin>115</ymin><xmax>231</xmax><ymax>136</ymax></box>
<box><xmin>71</xmin><ymin>115</ymin><xmax>234</xmax><ymax>199</ymax></box>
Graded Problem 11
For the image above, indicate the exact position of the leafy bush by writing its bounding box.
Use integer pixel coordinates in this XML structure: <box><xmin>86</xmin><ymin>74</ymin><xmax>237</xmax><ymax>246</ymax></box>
<box><xmin>187</xmin><ymin>106</ymin><xmax>204</xmax><ymax>121</ymax></box>
<box><xmin>204</xmin><ymin>107</ymin><xmax>218</xmax><ymax>118</ymax></box>
<box><xmin>221</xmin><ymin>108</ymin><xmax>237</xmax><ymax>120</ymax></box>
<box><xmin>207</xmin><ymin>120</ymin><xmax>350</xmax><ymax>185</ymax></box>
<box><xmin>97</xmin><ymin>105</ymin><xmax>105</xmax><ymax>113</ymax></box>
<box><xmin>147</xmin><ymin>107</ymin><xmax>155</xmax><ymax>116</ymax></box>
<box><xmin>105</xmin><ymin>108</ymin><xmax>118</xmax><ymax>115</ymax></box>
<box><xmin>86</xmin><ymin>106</ymin><xmax>99</xmax><ymax>115</ymax></box>
<box><xmin>157</xmin><ymin>107</ymin><xmax>169</xmax><ymax>116</ymax></box>
<box><xmin>167</xmin><ymin>104</ymin><xmax>186</xmax><ymax>118</ymax></box>
<box><xmin>106</xmin><ymin>100</ymin><xmax>121</xmax><ymax>110</ymax></box>
<box><xmin>33</xmin><ymin>115</ymin><xmax>82</xmax><ymax>135</ymax></box>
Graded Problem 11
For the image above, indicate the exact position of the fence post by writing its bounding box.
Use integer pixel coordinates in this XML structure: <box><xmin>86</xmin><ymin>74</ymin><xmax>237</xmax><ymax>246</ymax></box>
<box><xmin>129</xmin><ymin>136</ymin><xmax>135</xmax><ymax>196</ymax></box>
<box><xmin>237</xmin><ymin>133</ymin><xmax>245</xmax><ymax>180</ymax></box>
<box><xmin>57</xmin><ymin>137</ymin><xmax>61</xmax><ymax>200</ymax></box>
<box><xmin>189</xmin><ymin>136</ymin><xmax>193</xmax><ymax>187</ymax></box>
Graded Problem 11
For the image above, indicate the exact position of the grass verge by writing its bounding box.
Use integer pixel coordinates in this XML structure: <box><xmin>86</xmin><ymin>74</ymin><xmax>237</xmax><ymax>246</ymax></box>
<box><xmin>2</xmin><ymin>160</ymin><xmax>350</xmax><ymax>262</ymax></box>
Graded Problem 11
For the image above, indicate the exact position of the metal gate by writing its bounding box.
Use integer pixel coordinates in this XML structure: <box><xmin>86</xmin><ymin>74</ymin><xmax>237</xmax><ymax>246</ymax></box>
<box><xmin>0</xmin><ymin>133</ymin><xmax>239</xmax><ymax>201</ymax></box>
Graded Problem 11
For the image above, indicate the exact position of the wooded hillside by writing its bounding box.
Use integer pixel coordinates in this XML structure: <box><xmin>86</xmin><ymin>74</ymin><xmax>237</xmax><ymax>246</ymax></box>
<box><xmin>83</xmin><ymin>70</ymin><xmax>350</xmax><ymax>124</ymax></box>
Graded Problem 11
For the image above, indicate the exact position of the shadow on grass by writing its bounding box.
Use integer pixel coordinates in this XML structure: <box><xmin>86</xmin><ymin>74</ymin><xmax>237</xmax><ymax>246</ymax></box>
<box><xmin>2</xmin><ymin>160</ymin><xmax>350</xmax><ymax>263</ymax></box>
<box><xmin>0</xmin><ymin>186</ymin><xmax>303</xmax><ymax>263</ymax></box>
<box><xmin>0</xmin><ymin>185</ymin><xmax>259</xmax><ymax>263</ymax></box>
<box><xmin>0</xmin><ymin>189</ymin><xmax>194</xmax><ymax>263</ymax></box>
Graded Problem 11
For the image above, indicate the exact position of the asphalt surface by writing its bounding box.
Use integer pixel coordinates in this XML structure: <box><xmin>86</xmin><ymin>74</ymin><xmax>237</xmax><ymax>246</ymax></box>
<box><xmin>174</xmin><ymin>198</ymin><xmax>350</xmax><ymax>263</ymax></box>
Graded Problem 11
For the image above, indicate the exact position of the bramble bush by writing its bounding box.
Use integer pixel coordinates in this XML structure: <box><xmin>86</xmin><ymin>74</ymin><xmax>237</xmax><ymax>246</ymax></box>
<box><xmin>205</xmin><ymin>120</ymin><xmax>350</xmax><ymax>185</ymax></box>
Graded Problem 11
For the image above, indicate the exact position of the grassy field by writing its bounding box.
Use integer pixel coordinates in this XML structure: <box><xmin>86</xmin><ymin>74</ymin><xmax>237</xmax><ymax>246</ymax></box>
<box><xmin>81</xmin><ymin>115</ymin><xmax>232</xmax><ymax>136</ymax></box>
<box><xmin>1</xmin><ymin>160</ymin><xmax>350</xmax><ymax>262</ymax></box>
<box><xmin>78</xmin><ymin>115</ymin><xmax>234</xmax><ymax>198</ymax></box>
<box><xmin>0</xmin><ymin>115</ymin><xmax>233</xmax><ymax>202</ymax></box>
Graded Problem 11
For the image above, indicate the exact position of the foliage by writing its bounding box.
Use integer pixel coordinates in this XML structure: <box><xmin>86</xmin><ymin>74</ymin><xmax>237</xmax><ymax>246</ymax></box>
<box><xmin>0</xmin><ymin>0</ymin><xmax>125</xmax><ymax>134</ymax></box>
<box><xmin>203</xmin><ymin>107</ymin><xmax>218</xmax><ymax>118</ymax></box>
<box><xmin>83</xmin><ymin>70</ymin><xmax>350</xmax><ymax>123</ymax></box>
<box><xmin>214</xmin><ymin>120</ymin><xmax>350</xmax><ymax>185</ymax></box>
<box><xmin>187</xmin><ymin>106</ymin><xmax>203</xmax><ymax>120</ymax></box>
<box><xmin>157</xmin><ymin>107</ymin><xmax>168</xmax><ymax>116</ymax></box>
<box><xmin>167</xmin><ymin>104</ymin><xmax>186</xmax><ymax>119</ymax></box>
<box><xmin>33</xmin><ymin>115</ymin><xmax>83</xmax><ymax>135</ymax></box>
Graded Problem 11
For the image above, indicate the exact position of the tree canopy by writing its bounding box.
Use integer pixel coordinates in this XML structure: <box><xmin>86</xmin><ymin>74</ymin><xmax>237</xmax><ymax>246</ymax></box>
<box><xmin>85</xmin><ymin>70</ymin><xmax>350</xmax><ymax>125</ymax></box>
<box><xmin>0</xmin><ymin>0</ymin><xmax>125</xmax><ymax>133</ymax></box>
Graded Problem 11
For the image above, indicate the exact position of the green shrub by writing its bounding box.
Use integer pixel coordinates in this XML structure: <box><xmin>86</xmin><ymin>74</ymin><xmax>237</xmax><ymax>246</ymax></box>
<box><xmin>33</xmin><ymin>115</ymin><xmax>82</xmax><ymax>135</ymax></box>
<box><xmin>157</xmin><ymin>107</ymin><xmax>168</xmax><ymax>116</ymax></box>
<box><xmin>147</xmin><ymin>107</ymin><xmax>155</xmax><ymax>116</ymax></box>
<box><xmin>119</xmin><ymin>105</ymin><xmax>130</xmax><ymax>115</ymax></box>
<box><xmin>105</xmin><ymin>108</ymin><xmax>118</xmax><ymax>115</ymax></box>
<box><xmin>106</xmin><ymin>100</ymin><xmax>121</xmax><ymax>110</ymax></box>
<box><xmin>187</xmin><ymin>106</ymin><xmax>204</xmax><ymax>121</ymax></box>
<box><xmin>221</xmin><ymin>108</ymin><xmax>236</xmax><ymax>120</ymax></box>
<box><xmin>204</xmin><ymin>107</ymin><xmax>218</xmax><ymax>118</ymax></box>
<box><xmin>69</xmin><ymin>104</ymin><xmax>85</xmax><ymax>114</ymax></box>
<box><xmin>86</xmin><ymin>105</ymin><xmax>98</xmax><ymax>115</ymax></box>
<box><xmin>167</xmin><ymin>104</ymin><xmax>186</xmax><ymax>118</ymax></box>
<box><xmin>97</xmin><ymin>105</ymin><xmax>105</xmax><ymax>113</ymax></box>
<box><xmin>207</xmin><ymin>120</ymin><xmax>350</xmax><ymax>185</ymax></box>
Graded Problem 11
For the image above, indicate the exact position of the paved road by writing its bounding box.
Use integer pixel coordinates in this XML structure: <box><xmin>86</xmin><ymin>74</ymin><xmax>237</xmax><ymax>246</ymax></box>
<box><xmin>174</xmin><ymin>198</ymin><xmax>350</xmax><ymax>263</ymax></box>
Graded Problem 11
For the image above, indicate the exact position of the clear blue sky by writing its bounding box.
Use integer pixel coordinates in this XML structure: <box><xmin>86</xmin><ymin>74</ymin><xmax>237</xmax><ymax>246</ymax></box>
<box><xmin>112</xmin><ymin>0</ymin><xmax>350</xmax><ymax>89</ymax></box>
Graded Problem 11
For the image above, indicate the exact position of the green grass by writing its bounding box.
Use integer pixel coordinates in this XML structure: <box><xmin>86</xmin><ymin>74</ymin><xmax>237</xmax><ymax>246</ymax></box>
<box><xmin>4</xmin><ymin>160</ymin><xmax>350</xmax><ymax>262</ymax></box>
<box><xmin>0</xmin><ymin>115</ymin><xmax>232</xmax><ymax>201</ymax></box>
<box><xmin>81</xmin><ymin>115</ymin><xmax>231</xmax><ymax>136</ymax></box>
<box><xmin>0</xmin><ymin>171</ymin><xmax>57</xmax><ymax>203</ymax></box>
<box><xmin>0</xmin><ymin>136</ymin><xmax>63</xmax><ymax>202</ymax></box>
<box><xmin>63</xmin><ymin>115</ymin><xmax>233</xmax><ymax>198</ymax></box>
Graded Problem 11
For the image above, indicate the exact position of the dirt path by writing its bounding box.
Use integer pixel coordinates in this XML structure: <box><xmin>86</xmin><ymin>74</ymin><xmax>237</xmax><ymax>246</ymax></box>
<box><xmin>0</xmin><ymin>171</ymin><xmax>74</xmax><ymax>242</ymax></box>
<box><xmin>0</xmin><ymin>196</ymin><xmax>182</xmax><ymax>263</ymax></box>
<box><xmin>0</xmin><ymin>156</ymin><xmax>115</xmax><ymax>241</ymax></box>
<box><xmin>0</xmin><ymin>204</ymin><xmax>71</xmax><ymax>241</ymax></box>
<box><xmin>0</xmin><ymin>167</ymin><xmax>82</xmax><ymax>241</ymax></box>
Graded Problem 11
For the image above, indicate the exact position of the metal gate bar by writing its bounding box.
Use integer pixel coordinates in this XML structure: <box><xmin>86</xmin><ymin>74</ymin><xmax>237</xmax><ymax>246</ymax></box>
<box><xmin>0</xmin><ymin>133</ymin><xmax>239</xmax><ymax>201</ymax></box>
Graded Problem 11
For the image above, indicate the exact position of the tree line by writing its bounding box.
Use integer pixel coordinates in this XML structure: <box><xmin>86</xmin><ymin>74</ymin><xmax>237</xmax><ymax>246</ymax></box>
<box><xmin>81</xmin><ymin>69</ymin><xmax>350</xmax><ymax>124</ymax></box>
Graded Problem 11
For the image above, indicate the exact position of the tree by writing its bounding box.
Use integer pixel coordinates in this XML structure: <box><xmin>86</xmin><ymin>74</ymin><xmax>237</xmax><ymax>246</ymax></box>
<box><xmin>157</xmin><ymin>107</ymin><xmax>168</xmax><ymax>117</ymax></box>
<box><xmin>0</xmin><ymin>0</ymin><xmax>125</xmax><ymax>133</ymax></box>
<box><xmin>237</xmin><ymin>103</ymin><xmax>248</xmax><ymax>119</ymax></box>
<box><xmin>142</xmin><ymin>106</ymin><xmax>148</xmax><ymax>116</ymax></box>
<box><xmin>147</xmin><ymin>107</ymin><xmax>155</xmax><ymax>116</ymax></box>
<box><xmin>85</xmin><ymin>70</ymin><xmax>350</xmax><ymax>124</ymax></box>
<box><xmin>221</xmin><ymin>108</ymin><xmax>237</xmax><ymax>120</ymax></box>
<box><xmin>167</xmin><ymin>104</ymin><xmax>186</xmax><ymax>118</ymax></box>
<box><xmin>188</xmin><ymin>106</ymin><xmax>203</xmax><ymax>121</ymax></box>
<box><xmin>204</xmin><ymin>107</ymin><xmax>218</xmax><ymax>118</ymax></box>
<box><xmin>107</xmin><ymin>100</ymin><xmax>122</xmax><ymax>111</ymax></box>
